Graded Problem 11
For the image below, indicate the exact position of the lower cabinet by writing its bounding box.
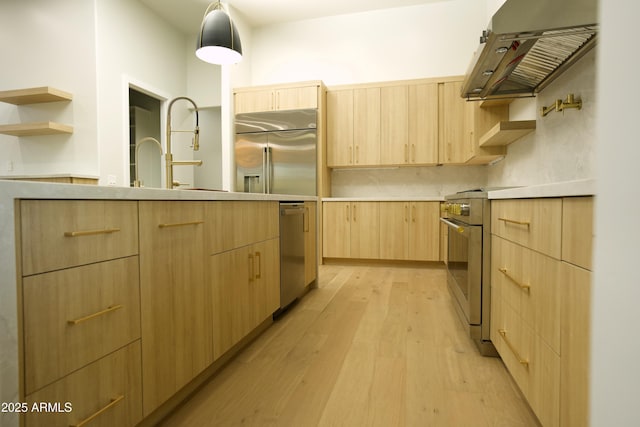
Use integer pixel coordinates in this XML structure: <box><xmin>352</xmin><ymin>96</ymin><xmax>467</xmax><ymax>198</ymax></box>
<box><xmin>210</xmin><ymin>238</ymin><xmax>280</xmax><ymax>360</ymax></box>
<box><xmin>138</xmin><ymin>201</ymin><xmax>213</xmax><ymax>416</ymax></box>
<box><xmin>24</xmin><ymin>342</ymin><xmax>142</xmax><ymax>427</ymax></box>
<box><xmin>304</xmin><ymin>201</ymin><xmax>317</xmax><ymax>286</ymax></box>
<box><xmin>323</xmin><ymin>201</ymin><xmax>440</xmax><ymax>261</ymax></box>
<box><xmin>491</xmin><ymin>196</ymin><xmax>593</xmax><ymax>427</ymax></box>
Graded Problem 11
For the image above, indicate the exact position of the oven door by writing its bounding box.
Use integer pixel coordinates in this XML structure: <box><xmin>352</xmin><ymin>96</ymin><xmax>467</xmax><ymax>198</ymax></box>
<box><xmin>440</xmin><ymin>217</ymin><xmax>482</xmax><ymax>325</ymax></box>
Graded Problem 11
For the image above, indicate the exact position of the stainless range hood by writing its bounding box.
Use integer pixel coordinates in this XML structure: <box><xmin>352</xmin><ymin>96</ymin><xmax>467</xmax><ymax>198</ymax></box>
<box><xmin>461</xmin><ymin>0</ymin><xmax>598</xmax><ymax>101</ymax></box>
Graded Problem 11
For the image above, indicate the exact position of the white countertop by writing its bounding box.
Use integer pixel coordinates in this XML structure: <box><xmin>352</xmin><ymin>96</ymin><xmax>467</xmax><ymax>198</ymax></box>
<box><xmin>0</xmin><ymin>180</ymin><xmax>317</xmax><ymax>202</ymax></box>
<box><xmin>488</xmin><ymin>179</ymin><xmax>595</xmax><ymax>199</ymax></box>
<box><xmin>322</xmin><ymin>196</ymin><xmax>444</xmax><ymax>202</ymax></box>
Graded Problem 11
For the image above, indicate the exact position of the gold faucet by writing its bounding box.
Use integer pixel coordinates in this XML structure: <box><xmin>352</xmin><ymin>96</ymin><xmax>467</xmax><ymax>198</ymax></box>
<box><xmin>541</xmin><ymin>93</ymin><xmax>582</xmax><ymax>117</ymax></box>
<box><xmin>133</xmin><ymin>137</ymin><xmax>163</xmax><ymax>187</ymax></box>
<box><xmin>166</xmin><ymin>96</ymin><xmax>202</xmax><ymax>189</ymax></box>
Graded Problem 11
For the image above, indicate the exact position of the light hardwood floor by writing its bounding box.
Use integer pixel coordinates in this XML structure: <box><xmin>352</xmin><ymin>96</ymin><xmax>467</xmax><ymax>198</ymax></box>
<box><xmin>160</xmin><ymin>263</ymin><xmax>540</xmax><ymax>426</ymax></box>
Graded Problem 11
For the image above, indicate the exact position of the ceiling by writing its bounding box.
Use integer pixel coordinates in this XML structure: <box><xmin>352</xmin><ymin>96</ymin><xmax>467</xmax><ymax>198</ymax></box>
<box><xmin>140</xmin><ymin>0</ymin><xmax>450</xmax><ymax>33</ymax></box>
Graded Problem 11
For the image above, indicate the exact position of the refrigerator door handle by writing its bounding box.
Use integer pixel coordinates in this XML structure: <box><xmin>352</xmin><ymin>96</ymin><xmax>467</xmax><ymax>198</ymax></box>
<box><xmin>266</xmin><ymin>146</ymin><xmax>273</xmax><ymax>194</ymax></box>
<box><xmin>262</xmin><ymin>147</ymin><xmax>267</xmax><ymax>194</ymax></box>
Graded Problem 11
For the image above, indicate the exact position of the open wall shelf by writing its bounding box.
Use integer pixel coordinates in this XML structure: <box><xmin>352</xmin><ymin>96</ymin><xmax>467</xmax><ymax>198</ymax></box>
<box><xmin>0</xmin><ymin>87</ymin><xmax>73</xmax><ymax>137</ymax></box>
<box><xmin>479</xmin><ymin>120</ymin><xmax>536</xmax><ymax>147</ymax></box>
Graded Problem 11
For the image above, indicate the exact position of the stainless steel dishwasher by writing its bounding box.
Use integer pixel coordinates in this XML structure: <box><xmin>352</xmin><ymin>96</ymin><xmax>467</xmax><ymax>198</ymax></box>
<box><xmin>279</xmin><ymin>202</ymin><xmax>306</xmax><ymax>311</ymax></box>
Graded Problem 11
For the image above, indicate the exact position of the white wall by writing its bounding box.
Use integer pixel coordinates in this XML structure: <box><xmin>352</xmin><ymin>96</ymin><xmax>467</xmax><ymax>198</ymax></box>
<box><xmin>591</xmin><ymin>1</ymin><xmax>640</xmax><ymax>425</ymax></box>
<box><xmin>0</xmin><ymin>0</ymin><xmax>99</xmax><ymax>178</ymax></box>
<box><xmin>248</xmin><ymin>0</ymin><xmax>487</xmax><ymax>86</ymax></box>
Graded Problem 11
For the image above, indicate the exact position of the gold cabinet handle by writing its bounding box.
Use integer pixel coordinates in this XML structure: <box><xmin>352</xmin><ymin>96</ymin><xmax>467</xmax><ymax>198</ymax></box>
<box><xmin>158</xmin><ymin>220</ymin><xmax>204</xmax><ymax>228</ymax></box>
<box><xmin>64</xmin><ymin>228</ymin><xmax>120</xmax><ymax>237</ymax></box>
<box><xmin>352</xmin><ymin>204</ymin><xmax>357</xmax><ymax>222</ymax></box>
<box><xmin>255</xmin><ymin>251</ymin><xmax>262</xmax><ymax>279</ymax></box>
<box><xmin>412</xmin><ymin>204</ymin><xmax>416</xmax><ymax>222</ymax></box>
<box><xmin>346</xmin><ymin>204</ymin><xmax>350</xmax><ymax>222</ymax></box>
<box><xmin>67</xmin><ymin>305</ymin><xmax>123</xmax><ymax>325</ymax></box>
<box><xmin>498</xmin><ymin>329</ymin><xmax>529</xmax><ymax>368</ymax></box>
<box><xmin>411</xmin><ymin>144</ymin><xmax>416</xmax><ymax>163</ymax></box>
<box><xmin>70</xmin><ymin>395</ymin><xmax>124</xmax><ymax>427</ymax></box>
<box><xmin>498</xmin><ymin>268</ymin><xmax>531</xmax><ymax>293</ymax></box>
<box><xmin>404</xmin><ymin>144</ymin><xmax>409</xmax><ymax>163</ymax></box>
<box><xmin>498</xmin><ymin>217</ymin><xmax>530</xmax><ymax>228</ymax></box>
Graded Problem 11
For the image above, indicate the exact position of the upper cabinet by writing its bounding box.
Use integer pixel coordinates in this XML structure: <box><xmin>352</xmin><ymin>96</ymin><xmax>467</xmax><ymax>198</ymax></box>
<box><xmin>234</xmin><ymin>82</ymin><xmax>321</xmax><ymax>114</ymax></box>
<box><xmin>327</xmin><ymin>77</ymin><xmax>510</xmax><ymax>168</ymax></box>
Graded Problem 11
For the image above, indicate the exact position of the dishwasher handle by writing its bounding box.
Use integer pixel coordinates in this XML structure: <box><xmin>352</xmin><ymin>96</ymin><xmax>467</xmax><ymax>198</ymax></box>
<box><xmin>281</xmin><ymin>206</ymin><xmax>306</xmax><ymax>216</ymax></box>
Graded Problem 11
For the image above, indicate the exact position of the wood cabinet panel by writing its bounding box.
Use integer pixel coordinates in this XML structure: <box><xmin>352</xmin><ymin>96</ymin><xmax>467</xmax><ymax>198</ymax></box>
<box><xmin>138</xmin><ymin>201</ymin><xmax>212</xmax><ymax>415</ymax></box>
<box><xmin>276</xmin><ymin>86</ymin><xmax>318</xmax><ymax>110</ymax></box>
<box><xmin>379</xmin><ymin>202</ymin><xmax>409</xmax><ymax>260</ymax></box>
<box><xmin>408</xmin><ymin>202</ymin><xmax>440</xmax><ymax>261</ymax></box>
<box><xmin>439</xmin><ymin>81</ymin><xmax>471</xmax><ymax>164</ymax></box>
<box><xmin>380</xmin><ymin>86</ymin><xmax>408</xmax><ymax>166</ymax></box>
<box><xmin>24</xmin><ymin>342</ymin><xmax>142</xmax><ymax>427</ymax></box>
<box><xmin>322</xmin><ymin>202</ymin><xmax>351</xmax><ymax>258</ymax></box>
<box><xmin>20</xmin><ymin>200</ymin><xmax>138</xmax><ymax>276</ymax></box>
<box><xmin>206</xmin><ymin>201</ymin><xmax>279</xmax><ymax>255</ymax></box>
<box><xmin>560</xmin><ymin>262</ymin><xmax>591</xmax><ymax>427</ymax></box>
<box><xmin>304</xmin><ymin>201</ymin><xmax>317</xmax><ymax>286</ymax></box>
<box><xmin>23</xmin><ymin>257</ymin><xmax>140</xmax><ymax>394</ymax></box>
<box><xmin>327</xmin><ymin>90</ymin><xmax>354</xmax><ymax>167</ymax></box>
<box><xmin>235</xmin><ymin>85</ymin><xmax>319</xmax><ymax>114</ymax></box>
<box><xmin>562</xmin><ymin>197</ymin><xmax>594</xmax><ymax>270</ymax></box>
<box><xmin>492</xmin><ymin>198</ymin><xmax>562</xmax><ymax>258</ymax></box>
<box><xmin>322</xmin><ymin>202</ymin><xmax>379</xmax><ymax>259</ymax></box>
<box><xmin>210</xmin><ymin>238</ymin><xmax>279</xmax><ymax>360</ymax></box>
<box><xmin>408</xmin><ymin>83</ymin><xmax>439</xmax><ymax>165</ymax></box>
<box><xmin>234</xmin><ymin>89</ymin><xmax>274</xmax><ymax>114</ymax></box>
<box><xmin>353</xmin><ymin>88</ymin><xmax>381</xmax><ymax>166</ymax></box>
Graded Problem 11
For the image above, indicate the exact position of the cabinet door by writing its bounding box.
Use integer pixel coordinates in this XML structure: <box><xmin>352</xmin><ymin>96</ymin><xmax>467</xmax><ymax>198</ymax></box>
<box><xmin>276</xmin><ymin>86</ymin><xmax>318</xmax><ymax>110</ymax></box>
<box><xmin>252</xmin><ymin>238</ymin><xmax>280</xmax><ymax>324</ymax></box>
<box><xmin>560</xmin><ymin>262</ymin><xmax>591</xmax><ymax>427</ymax></box>
<box><xmin>138</xmin><ymin>201</ymin><xmax>212</xmax><ymax>415</ymax></box>
<box><xmin>304</xmin><ymin>201</ymin><xmax>317</xmax><ymax>285</ymax></box>
<box><xmin>379</xmin><ymin>202</ymin><xmax>408</xmax><ymax>260</ymax></box>
<box><xmin>350</xmin><ymin>202</ymin><xmax>380</xmax><ymax>259</ymax></box>
<box><xmin>439</xmin><ymin>81</ymin><xmax>472</xmax><ymax>164</ymax></box>
<box><xmin>408</xmin><ymin>202</ymin><xmax>440</xmax><ymax>261</ymax></box>
<box><xmin>323</xmin><ymin>202</ymin><xmax>351</xmax><ymax>258</ymax></box>
<box><xmin>354</xmin><ymin>87</ymin><xmax>381</xmax><ymax>166</ymax></box>
<box><xmin>562</xmin><ymin>197</ymin><xmax>594</xmax><ymax>270</ymax></box>
<box><xmin>210</xmin><ymin>246</ymin><xmax>252</xmax><ymax>359</ymax></box>
<box><xmin>409</xmin><ymin>83</ymin><xmax>439</xmax><ymax>165</ymax></box>
<box><xmin>235</xmin><ymin>89</ymin><xmax>274</xmax><ymax>114</ymax></box>
<box><xmin>380</xmin><ymin>85</ymin><xmax>409</xmax><ymax>166</ymax></box>
<box><xmin>327</xmin><ymin>90</ymin><xmax>354</xmax><ymax>167</ymax></box>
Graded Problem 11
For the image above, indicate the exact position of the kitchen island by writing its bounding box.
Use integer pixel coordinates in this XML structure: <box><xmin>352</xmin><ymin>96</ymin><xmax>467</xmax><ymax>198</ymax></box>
<box><xmin>0</xmin><ymin>180</ymin><xmax>316</xmax><ymax>427</ymax></box>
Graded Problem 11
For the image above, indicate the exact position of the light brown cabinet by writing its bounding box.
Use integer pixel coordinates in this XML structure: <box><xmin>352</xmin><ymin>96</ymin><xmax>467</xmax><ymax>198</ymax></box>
<box><xmin>438</xmin><ymin>80</ymin><xmax>471</xmax><ymax>164</ymax></box>
<box><xmin>322</xmin><ymin>201</ymin><xmax>380</xmax><ymax>259</ymax></box>
<box><xmin>210</xmin><ymin>238</ymin><xmax>280</xmax><ymax>360</ymax></box>
<box><xmin>465</xmin><ymin>101</ymin><xmax>510</xmax><ymax>165</ymax></box>
<box><xmin>18</xmin><ymin>200</ymin><xmax>142</xmax><ymax>427</ymax></box>
<box><xmin>234</xmin><ymin>83</ymin><xmax>319</xmax><ymax>114</ymax></box>
<box><xmin>304</xmin><ymin>201</ymin><xmax>318</xmax><ymax>286</ymax></box>
<box><xmin>491</xmin><ymin>196</ymin><xmax>594</xmax><ymax>427</ymax></box>
<box><xmin>408</xmin><ymin>83</ymin><xmax>439</xmax><ymax>165</ymax></box>
<box><xmin>379</xmin><ymin>201</ymin><xmax>440</xmax><ymax>261</ymax></box>
<box><xmin>380</xmin><ymin>85</ymin><xmax>408</xmax><ymax>165</ymax></box>
<box><xmin>138</xmin><ymin>201</ymin><xmax>212</xmax><ymax>416</ymax></box>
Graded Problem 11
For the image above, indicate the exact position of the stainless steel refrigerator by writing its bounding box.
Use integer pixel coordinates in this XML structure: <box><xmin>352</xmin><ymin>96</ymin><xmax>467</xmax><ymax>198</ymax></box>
<box><xmin>235</xmin><ymin>109</ymin><xmax>317</xmax><ymax>196</ymax></box>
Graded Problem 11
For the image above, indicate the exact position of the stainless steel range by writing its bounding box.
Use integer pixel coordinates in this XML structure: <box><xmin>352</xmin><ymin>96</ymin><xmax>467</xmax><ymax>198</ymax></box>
<box><xmin>441</xmin><ymin>189</ymin><xmax>497</xmax><ymax>356</ymax></box>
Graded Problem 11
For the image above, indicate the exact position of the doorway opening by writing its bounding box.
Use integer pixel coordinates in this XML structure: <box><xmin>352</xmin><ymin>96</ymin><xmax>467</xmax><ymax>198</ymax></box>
<box><xmin>129</xmin><ymin>88</ymin><xmax>162</xmax><ymax>187</ymax></box>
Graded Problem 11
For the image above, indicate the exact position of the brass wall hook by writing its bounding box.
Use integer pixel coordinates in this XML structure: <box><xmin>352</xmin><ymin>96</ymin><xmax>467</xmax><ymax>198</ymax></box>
<box><xmin>541</xmin><ymin>93</ymin><xmax>582</xmax><ymax>117</ymax></box>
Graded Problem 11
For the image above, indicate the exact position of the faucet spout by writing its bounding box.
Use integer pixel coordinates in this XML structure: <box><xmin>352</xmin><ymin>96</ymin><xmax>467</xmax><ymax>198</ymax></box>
<box><xmin>166</xmin><ymin>96</ymin><xmax>201</xmax><ymax>189</ymax></box>
<box><xmin>134</xmin><ymin>137</ymin><xmax>163</xmax><ymax>187</ymax></box>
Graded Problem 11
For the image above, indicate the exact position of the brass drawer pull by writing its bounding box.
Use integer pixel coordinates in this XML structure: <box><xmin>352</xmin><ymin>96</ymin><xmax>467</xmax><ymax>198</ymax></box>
<box><xmin>64</xmin><ymin>228</ymin><xmax>121</xmax><ymax>237</ymax></box>
<box><xmin>498</xmin><ymin>217</ymin><xmax>530</xmax><ymax>228</ymax></box>
<box><xmin>67</xmin><ymin>305</ymin><xmax>123</xmax><ymax>325</ymax></box>
<box><xmin>70</xmin><ymin>395</ymin><xmax>124</xmax><ymax>427</ymax></box>
<box><xmin>498</xmin><ymin>268</ymin><xmax>531</xmax><ymax>293</ymax></box>
<box><xmin>498</xmin><ymin>329</ymin><xmax>529</xmax><ymax>368</ymax></box>
<box><xmin>158</xmin><ymin>220</ymin><xmax>204</xmax><ymax>228</ymax></box>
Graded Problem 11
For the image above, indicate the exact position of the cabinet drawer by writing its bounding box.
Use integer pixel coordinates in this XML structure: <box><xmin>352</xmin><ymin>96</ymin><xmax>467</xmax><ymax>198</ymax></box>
<box><xmin>491</xmin><ymin>198</ymin><xmax>562</xmax><ymax>258</ymax></box>
<box><xmin>493</xmin><ymin>303</ymin><xmax>560</xmax><ymax>427</ymax></box>
<box><xmin>492</xmin><ymin>236</ymin><xmax>561</xmax><ymax>353</ymax></box>
<box><xmin>24</xmin><ymin>341</ymin><xmax>142</xmax><ymax>427</ymax></box>
<box><xmin>20</xmin><ymin>200</ymin><xmax>138</xmax><ymax>275</ymax></box>
<box><xmin>23</xmin><ymin>257</ymin><xmax>141</xmax><ymax>394</ymax></box>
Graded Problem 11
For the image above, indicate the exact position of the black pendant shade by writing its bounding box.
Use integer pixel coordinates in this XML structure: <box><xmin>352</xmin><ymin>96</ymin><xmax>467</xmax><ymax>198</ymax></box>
<box><xmin>196</xmin><ymin>2</ymin><xmax>243</xmax><ymax>65</ymax></box>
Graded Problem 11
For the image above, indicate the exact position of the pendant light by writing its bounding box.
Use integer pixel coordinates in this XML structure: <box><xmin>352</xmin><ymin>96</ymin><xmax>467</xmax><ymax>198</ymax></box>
<box><xmin>196</xmin><ymin>1</ymin><xmax>242</xmax><ymax>65</ymax></box>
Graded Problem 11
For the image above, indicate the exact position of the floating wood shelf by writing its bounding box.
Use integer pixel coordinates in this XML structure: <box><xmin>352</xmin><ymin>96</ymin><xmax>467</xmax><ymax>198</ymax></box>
<box><xmin>0</xmin><ymin>122</ymin><xmax>73</xmax><ymax>137</ymax></box>
<box><xmin>0</xmin><ymin>87</ymin><xmax>73</xmax><ymax>105</ymax></box>
<box><xmin>479</xmin><ymin>120</ymin><xmax>536</xmax><ymax>147</ymax></box>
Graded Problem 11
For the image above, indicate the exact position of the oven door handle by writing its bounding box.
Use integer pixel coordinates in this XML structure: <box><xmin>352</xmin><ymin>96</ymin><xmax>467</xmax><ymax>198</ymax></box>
<box><xmin>440</xmin><ymin>217</ymin><xmax>465</xmax><ymax>233</ymax></box>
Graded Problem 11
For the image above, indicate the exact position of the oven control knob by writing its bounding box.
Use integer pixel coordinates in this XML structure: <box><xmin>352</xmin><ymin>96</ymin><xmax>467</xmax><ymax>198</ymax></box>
<box><xmin>460</xmin><ymin>203</ymin><xmax>470</xmax><ymax>215</ymax></box>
